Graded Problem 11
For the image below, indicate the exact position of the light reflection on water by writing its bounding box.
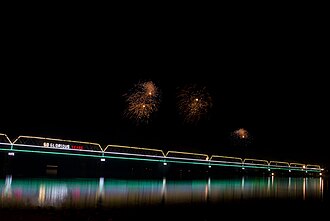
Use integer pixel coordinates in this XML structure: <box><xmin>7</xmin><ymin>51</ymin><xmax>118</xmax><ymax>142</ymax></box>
<box><xmin>0</xmin><ymin>175</ymin><xmax>324</xmax><ymax>209</ymax></box>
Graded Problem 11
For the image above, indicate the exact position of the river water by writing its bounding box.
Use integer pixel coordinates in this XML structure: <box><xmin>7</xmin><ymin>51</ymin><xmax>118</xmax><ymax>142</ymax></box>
<box><xmin>0</xmin><ymin>175</ymin><xmax>328</xmax><ymax>220</ymax></box>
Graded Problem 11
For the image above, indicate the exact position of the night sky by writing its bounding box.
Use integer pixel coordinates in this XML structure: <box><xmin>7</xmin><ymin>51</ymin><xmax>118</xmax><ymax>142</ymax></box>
<box><xmin>1</xmin><ymin>10</ymin><xmax>328</xmax><ymax>169</ymax></box>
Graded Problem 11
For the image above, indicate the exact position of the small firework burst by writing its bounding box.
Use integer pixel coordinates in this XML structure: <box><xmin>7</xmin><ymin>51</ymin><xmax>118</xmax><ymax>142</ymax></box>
<box><xmin>123</xmin><ymin>80</ymin><xmax>161</xmax><ymax>124</ymax></box>
<box><xmin>233</xmin><ymin>128</ymin><xmax>249</xmax><ymax>139</ymax></box>
<box><xmin>231</xmin><ymin>128</ymin><xmax>252</xmax><ymax>146</ymax></box>
<box><xmin>176</xmin><ymin>84</ymin><xmax>213</xmax><ymax>124</ymax></box>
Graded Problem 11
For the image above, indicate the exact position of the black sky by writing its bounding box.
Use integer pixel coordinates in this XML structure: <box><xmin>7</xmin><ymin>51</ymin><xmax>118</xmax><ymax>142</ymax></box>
<box><xmin>1</xmin><ymin>8</ymin><xmax>328</xmax><ymax>168</ymax></box>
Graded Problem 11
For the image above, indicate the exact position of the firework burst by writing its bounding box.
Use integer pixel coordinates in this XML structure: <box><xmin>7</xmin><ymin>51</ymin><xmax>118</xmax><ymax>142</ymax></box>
<box><xmin>176</xmin><ymin>84</ymin><xmax>213</xmax><ymax>124</ymax></box>
<box><xmin>233</xmin><ymin>128</ymin><xmax>249</xmax><ymax>139</ymax></box>
<box><xmin>230</xmin><ymin>128</ymin><xmax>252</xmax><ymax>146</ymax></box>
<box><xmin>123</xmin><ymin>80</ymin><xmax>161</xmax><ymax>124</ymax></box>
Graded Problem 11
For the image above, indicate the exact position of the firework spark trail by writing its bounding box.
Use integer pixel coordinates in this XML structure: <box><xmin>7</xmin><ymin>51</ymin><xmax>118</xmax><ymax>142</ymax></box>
<box><xmin>123</xmin><ymin>80</ymin><xmax>161</xmax><ymax>124</ymax></box>
<box><xmin>176</xmin><ymin>84</ymin><xmax>213</xmax><ymax>124</ymax></box>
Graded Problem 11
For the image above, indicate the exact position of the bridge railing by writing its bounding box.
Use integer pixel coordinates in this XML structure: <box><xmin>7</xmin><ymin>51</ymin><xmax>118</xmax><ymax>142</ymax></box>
<box><xmin>0</xmin><ymin>133</ymin><xmax>12</xmax><ymax>150</ymax></box>
<box><xmin>209</xmin><ymin>155</ymin><xmax>243</xmax><ymax>166</ymax></box>
<box><xmin>11</xmin><ymin>135</ymin><xmax>103</xmax><ymax>156</ymax></box>
<box><xmin>165</xmin><ymin>151</ymin><xmax>209</xmax><ymax>161</ymax></box>
<box><xmin>306</xmin><ymin>164</ymin><xmax>321</xmax><ymax>170</ymax></box>
<box><xmin>268</xmin><ymin>161</ymin><xmax>291</xmax><ymax>171</ymax></box>
<box><xmin>289</xmin><ymin>162</ymin><xmax>305</xmax><ymax>169</ymax></box>
<box><xmin>103</xmin><ymin>144</ymin><xmax>165</xmax><ymax>159</ymax></box>
<box><xmin>306</xmin><ymin>164</ymin><xmax>322</xmax><ymax>172</ymax></box>
<box><xmin>243</xmin><ymin>158</ymin><xmax>269</xmax><ymax>169</ymax></box>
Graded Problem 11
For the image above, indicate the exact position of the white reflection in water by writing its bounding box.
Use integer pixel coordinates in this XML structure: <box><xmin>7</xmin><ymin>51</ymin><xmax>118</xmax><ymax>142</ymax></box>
<box><xmin>0</xmin><ymin>176</ymin><xmax>325</xmax><ymax>209</ymax></box>
<box><xmin>207</xmin><ymin>177</ymin><xmax>211</xmax><ymax>199</ymax></box>
<box><xmin>161</xmin><ymin>177</ymin><xmax>166</xmax><ymax>198</ymax></box>
<box><xmin>1</xmin><ymin>175</ymin><xmax>12</xmax><ymax>199</ymax></box>
<box><xmin>38</xmin><ymin>183</ymin><xmax>68</xmax><ymax>206</ymax></box>
<box><xmin>303</xmin><ymin>177</ymin><xmax>306</xmax><ymax>200</ymax></box>
<box><xmin>320</xmin><ymin>177</ymin><xmax>323</xmax><ymax>200</ymax></box>
<box><xmin>98</xmin><ymin>177</ymin><xmax>104</xmax><ymax>198</ymax></box>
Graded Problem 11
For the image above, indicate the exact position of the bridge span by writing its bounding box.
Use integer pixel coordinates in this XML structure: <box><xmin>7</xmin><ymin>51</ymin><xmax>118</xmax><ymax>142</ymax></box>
<box><xmin>0</xmin><ymin>133</ymin><xmax>324</xmax><ymax>177</ymax></box>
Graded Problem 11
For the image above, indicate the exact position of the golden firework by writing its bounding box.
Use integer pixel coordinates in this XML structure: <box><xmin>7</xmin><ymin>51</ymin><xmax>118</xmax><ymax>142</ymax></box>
<box><xmin>176</xmin><ymin>84</ymin><xmax>213</xmax><ymax>124</ymax></box>
<box><xmin>233</xmin><ymin>128</ymin><xmax>249</xmax><ymax>139</ymax></box>
<box><xmin>230</xmin><ymin>128</ymin><xmax>252</xmax><ymax>147</ymax></box>
<box><xmin>123</xmin><ymin>80</ymin><xmax>161</xmax><ymax>124</ymax></box>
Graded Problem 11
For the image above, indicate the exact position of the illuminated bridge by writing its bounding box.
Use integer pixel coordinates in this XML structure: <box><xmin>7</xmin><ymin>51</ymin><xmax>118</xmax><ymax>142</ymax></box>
<box><xmin>0</xmin><ymin>133</ymin><xmax>324</xmax><ymax>177</ymax></box>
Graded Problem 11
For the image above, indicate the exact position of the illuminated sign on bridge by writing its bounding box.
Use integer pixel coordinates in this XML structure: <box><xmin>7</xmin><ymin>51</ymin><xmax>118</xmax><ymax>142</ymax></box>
<box><xmin>13</xmin><ymin>135</ymin><xmax>102</xmax><ymax>152</ymax></box>
<box><xmin>43</xmin><ymin>142</ymin><xmax>83</xmax><ymax>150</ymax></box>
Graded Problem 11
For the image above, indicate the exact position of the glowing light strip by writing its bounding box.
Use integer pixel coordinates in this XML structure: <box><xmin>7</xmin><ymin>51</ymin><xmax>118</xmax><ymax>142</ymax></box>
<box><xmin>265</xmin><ymin>165</ymin><xmax>311</xmax><ymax>171</ymax></box>
<box><xmin>267</xmin><ymin>167</ymin><xmax>309</xmax><ymax>172</ymax></box>
<box><xmin>290</xmin><ymin>162</ymin><xmax>306</xmax><ymax>168</ymax></box>
<box><xmin>243</xmin><ymin>158</ymin><xmax>269</xmax><ymax>165</ymax></box>
<box><xmin>209</xmin><ymin>162</ymin><xmax>243</xmax><ymax>167</ymax></box>
<box><xmin>102</xmin><ymin>155</ymin><xmax>162</xmax><ymax>163</ymax></box>
<box><xmin>0</xmin><ymin>133</ymin><xmax>12</xmax><ymax>144</ymax></box>
<box><xmin>268</xmin><ymin>166</ymin><xmax>291</xmax><ymax>171</ymax></box>
<box><xmin>209</xmin><ymin>155</ymin><xmax>243</xmax><ymax>162</ymax></box>
<box><xmin>165</xmin><ymin>150</ymin><xmax>209</xmax><ymax>160</ymax></box>
<box><xmin>165</xmin><ymin>159</ymin><xmax>215</xmax><ymax>166</ymax></box>
<box><xmin>0</xmin><ymin>148</ymin><xmax>322</xmax><ymax>172</ymax></box>
<box><xmin>242</xmin><ymin>163</ymin><xmax>269</xmax><ymax>169</ymax></box>
<box><xmin>13</xmin><ymin>144</ymin><xmax>103</xmax><ymax>154</ymax></box>
<box><xmin>268</xmin><ymin>164</ymin><xmax>291</xmax><ymax>169</ymax></box>
<box><xmin>209</xmin><ymin>160</ymin><xmax>242</xmax><ymax>165</ymax></box>
<box><xmin>104</xmin><ymin>151</ymin><xmax>166</xmax><ymax>159</ymax></box>
<box><xmin>165</xmin><ymin>156</ymin><xmax>209</xmax><ymax>163</ymax></box>
<box><xmin>269</xmin><ymin>161</ymin><xmax>290</xmax><ymax>166</ymax></box>
<box><xmin>13</xmin><ymin>135</ymin><xmax>102</xmax><ymax>151</ymax></box>
<box><xmin>103</xmin><ymin>144</ymin><xmax>165</xmax><ymax>156</ymax></box>
<box><xmin>306</xmin><ymin>164</ymin><xmax>321</xmax><ymax>169</ymax></box>
<box><xmin>306</xmin><ymin>169</ymin><xmax>322</xmax><ymax>172</ymax></box>
<box><xmin>0</xmin><ymin>142</ymin><xmax>12</xmax><ymax>146</ymax></box>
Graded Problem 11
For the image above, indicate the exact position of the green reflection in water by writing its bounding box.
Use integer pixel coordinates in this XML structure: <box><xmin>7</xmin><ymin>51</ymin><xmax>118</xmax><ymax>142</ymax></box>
<box><xmin>0</xmin><ymin>176</ymin><xmax>324</xmax><ymax>209</ymax></box>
